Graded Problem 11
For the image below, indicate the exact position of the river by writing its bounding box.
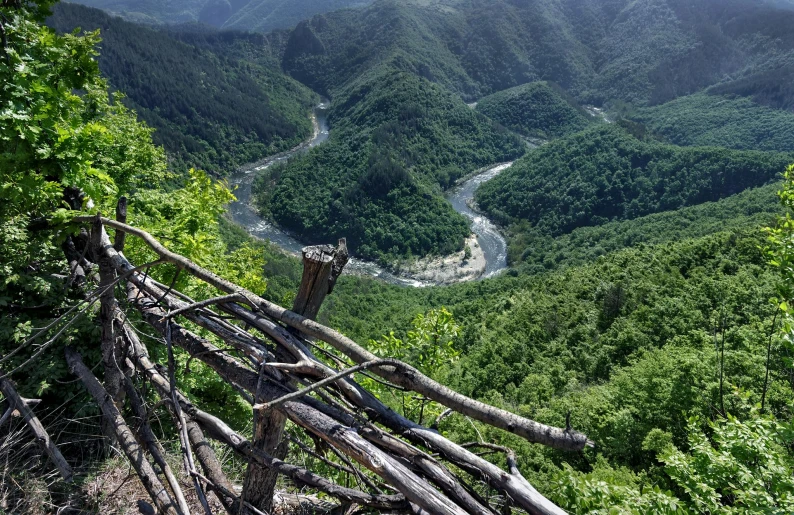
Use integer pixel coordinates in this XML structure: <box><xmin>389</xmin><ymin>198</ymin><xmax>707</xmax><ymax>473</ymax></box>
<box><xmin>227</xmin><ymin>102</ymin><xmax>513</xmax><ymax>287</ymax></box>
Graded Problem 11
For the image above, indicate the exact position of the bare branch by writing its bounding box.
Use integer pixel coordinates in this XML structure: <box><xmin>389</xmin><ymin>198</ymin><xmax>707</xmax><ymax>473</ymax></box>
<box><xmin>254</xmin><ymin>359</ymin><xmax>401</xmax><ymax>412</ymax></box>
<box><xmin>163</xmin><ymin>293</ymin><xmax>245</xmax><ymax>320</ymax></box>
<box><xmin>65</xmin><ymin>347</ymin><xmax>179</xmax><ymax>514</ymax></box>
<box><xmin>0</xmin><ymin>376</ymin><xmax>73</xmax><ymax>481</ymax></box>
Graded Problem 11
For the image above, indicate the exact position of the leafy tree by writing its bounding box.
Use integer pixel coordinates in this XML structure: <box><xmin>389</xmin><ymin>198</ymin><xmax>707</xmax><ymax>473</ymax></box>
<box><xmin>552</xmin><ymin>403</ymin><xmax>794</xmax><ymax>514</ymax></box>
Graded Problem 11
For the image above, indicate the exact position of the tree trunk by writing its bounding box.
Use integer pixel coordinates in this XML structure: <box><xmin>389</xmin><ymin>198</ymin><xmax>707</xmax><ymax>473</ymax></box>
<box><xmin>242</xmin><ymin>241</ymin><xmax>348</xmax><ymax>514</ymax></box>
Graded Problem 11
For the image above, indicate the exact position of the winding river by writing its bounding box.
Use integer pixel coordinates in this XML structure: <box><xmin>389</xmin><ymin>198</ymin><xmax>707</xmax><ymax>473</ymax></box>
<box><xmin>227</xmin><ymin>102</ymin><xmax>513</xmax><ymax>287</ymax></box>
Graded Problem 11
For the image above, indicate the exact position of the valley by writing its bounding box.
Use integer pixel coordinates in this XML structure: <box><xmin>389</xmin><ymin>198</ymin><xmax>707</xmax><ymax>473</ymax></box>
<box><xmin>4</xmin><ymin>0</ymin><xmax>794</xmax><ymax>513</ymax></box>
<box><xmin>229</xmin><ymin>101</ymin><xmax>514</xmax><ymax>285</ymax></box>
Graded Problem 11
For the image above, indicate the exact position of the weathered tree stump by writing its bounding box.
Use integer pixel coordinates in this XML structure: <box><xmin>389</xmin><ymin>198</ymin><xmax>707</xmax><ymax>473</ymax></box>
<box><xmin>242</xmin><ymin>239</ymin><xmax>349</xmax><ymax>514</ymax></box>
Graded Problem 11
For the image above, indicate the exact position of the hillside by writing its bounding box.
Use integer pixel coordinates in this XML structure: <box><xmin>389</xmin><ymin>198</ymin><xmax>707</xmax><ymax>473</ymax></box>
<box><xmin>630</xmin><ymin>93</ymin><xmax>794</xmax><ymax>152</ymax></box>
<box><xmin>275</xmin><ymin>0</ymin><xmax>794</xmax><ymax>107</ymax></box>
<box><xmin>65</xmin><ymin>0</ymin><xmax>375</xmax><ymax>29</ymax></box>
<box><xmin>50</xmin><ymin>3</ymin><xmax>316</xmax><ymax>174</ymax></box>
<box><xmin>253</xmin><ymin>69</ymin><xmax>524</xmax><ymax>260</ymax></box>
<box><xmin>475</xmin><ymin>124</ymin><xmax>793</xmax><ymax>235</ymax></box>
<box><xmin>507</xmin><ymin>182</ymin><xmax>782</xmax><ymax>270</ymax></box>
<box><xmin>475</xmin><ymin>82</ymin><xmax>596</xmax><ymax>139</ymax></box>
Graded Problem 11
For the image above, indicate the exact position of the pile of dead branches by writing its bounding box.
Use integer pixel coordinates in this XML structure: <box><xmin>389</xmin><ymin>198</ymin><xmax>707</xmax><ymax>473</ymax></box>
<box><xmin>4</xmin><ymin>207</ymin><xmax>593</xmax><ymax>515</ymax></box>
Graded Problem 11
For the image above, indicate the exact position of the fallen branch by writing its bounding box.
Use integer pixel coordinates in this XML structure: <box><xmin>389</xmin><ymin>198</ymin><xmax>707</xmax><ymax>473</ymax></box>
<box><xmin>126</xmin><ymin>338</ymin><xmax>409</xmax><ymax>511</ymax></box>
<box><xmin>0</xmin><ymin>377</ymin><xmax>73</xmax><ymax>481</ymax></box>
<box><xmin>166</xmin><ymin>320</ymin><xmax>212</xmax><ymax>515</ymax></box>
<box><xmin>254</xmin><ymin>359</ymin><xmax>402</xmax><ymax>411</ymax></box>
<box><xmin>79</xmin><ymin>216</ymin><xmax>591</xmax><ymax>452</ymax></box>
<box><xmin>64</xmin><ymin>347</ymin><xmax>179</xmax><ymax>514</ymax></box>
<box><xmin>163</xmin><ymin>293</ymin><xmax>245</xmax><ymax>320</ymax></box>
<box><xmin>124</xmin><ymin>377</ymin><xmax>191</xmax><ymax>515</ymax></box>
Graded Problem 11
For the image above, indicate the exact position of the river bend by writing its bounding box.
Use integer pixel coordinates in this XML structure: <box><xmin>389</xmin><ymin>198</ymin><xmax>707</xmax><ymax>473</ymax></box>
<box><xmin>228</xmin><ymin>103</ymin><xmax>512</xmax><ymax>286</ymax></box>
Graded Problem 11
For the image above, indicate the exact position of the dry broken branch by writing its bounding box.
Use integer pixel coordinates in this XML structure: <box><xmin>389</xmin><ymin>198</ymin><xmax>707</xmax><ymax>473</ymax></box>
<box><xmin>0</xmin><ymin>376</ymin><xmax>73</xmax><ymax>481</ymax></box>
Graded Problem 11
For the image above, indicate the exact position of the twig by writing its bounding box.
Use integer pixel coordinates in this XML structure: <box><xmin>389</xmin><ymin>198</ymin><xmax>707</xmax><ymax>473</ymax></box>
<box><xmin>761</xmin><ymin>309</ymin><xmax>779</xmax><ymax>413</ymax></box>
<box><xmin>431</xmin><ymin>409</ymin><xmax>453</xmax><ymax>430</ymax></box>
<box><xmin>0</xmin><ymin>376</ymin><xmax>73</xmax><ymax>481</ymax></box>
<box><xmin>167</xmin><ymin>320</ymin><xmax>211</xmax><ymax>514</ymax></box>
<box><xmin>163</xmin><ymin>294</ymin><xmax>245</xmax><ymax>320</ymax></box>
<box><xmin>254</xmin><ymin>359</ymin><xmax>401</xmax><ymax>412</ymax></box>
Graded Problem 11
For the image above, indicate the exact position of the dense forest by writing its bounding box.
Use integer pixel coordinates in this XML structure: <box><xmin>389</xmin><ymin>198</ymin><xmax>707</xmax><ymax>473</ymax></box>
<box><xmin>4</xmin><ymin>0</ymin><xmax>794</xmax><ymax>513</ymax></box>
<box><xmin>629</xmin><ymin>93</ymin><xmax>794</xmax><ymax>153</ymax></box>
<box><xmin>475</xmin><ymin>82</ymin><xmax>597</xmax><ymax>139</ymax></box>
<box><xmin>274</xmin><ymin>0</ymin><xmax>794</xmax><ymax>106</ymax></box>
<box><xmin>253</xmin><ymin>68</ymin><xmax>525</xmax><ymax>261</ymax></box>
<box><xmin>475</xmin><ymin>124</ymin><xmax>794</xmax><ymax>235</ymax></box>
<box><xmin>49</xmin><ymin>3</ymin><xmax>316</xmax><ymax>175</ymax></box>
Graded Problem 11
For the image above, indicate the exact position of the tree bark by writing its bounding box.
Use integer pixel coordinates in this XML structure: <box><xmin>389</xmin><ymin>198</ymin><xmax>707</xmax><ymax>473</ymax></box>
<box><xmin>114</xmin><ymin>196</ymin><xmax>127</xmax><ymax>252</ymax></box>
<box><xmin>243</xmin><ymin>241</ymin><xmax>348</xmax><ymax>514</ymax></box>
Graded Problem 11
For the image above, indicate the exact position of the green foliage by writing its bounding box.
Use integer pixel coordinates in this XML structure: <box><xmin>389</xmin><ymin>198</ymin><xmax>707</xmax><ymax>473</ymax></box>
<box><xmin>630</xmin><ymin>93</ymin><xmax>794</xmax><ymax>153</ymax></box>
<box><xmin>0</xmin><ymin>0</ymin><xmax>163</xmax><ymax>401</ymax></box>
<box><xmin>476</xmin><ymin>125</ymin><xmax>793</xmax><ymax>236</ymax></box>
<box><xmin>764</xmin><ymin>164</ymin><xmax>794</xmax><ymax>371</ymax></box>
<box><xmin>508</xmin><ymin>183</ymin><xmax>782</xmax><ymax>271</ymax></box>
<box><xmin>476</xmin><ymin>82</ymin><xmax>596</xmax><ymax>139</ymax></box>
<box><xmin>360</xmin><ymin>307</ymin><xmax>460</xmax><ymax>424</ymax></box>
<box><xmin>254</xmin><ymin>69</ymin><xmax>524</xmax><ymax>261</ymax></box>
<box><xmin>48</xmin><ymin>2</ymin><xmax>316</xmax><ymax>175</ymax></box>
<box><xmin>552</xmin><ymin>405</ymin><xmax>794</xmax><ymax>514</ymax></box>
<box><xmin>661</xmin><ymin>408</ymin><xmax>794</xmax><ymax>514</ymax></box>
<box><xmin>369</xmin><ymin>307</ymin><xmax>460</xmax><ymax>376</ymax></box>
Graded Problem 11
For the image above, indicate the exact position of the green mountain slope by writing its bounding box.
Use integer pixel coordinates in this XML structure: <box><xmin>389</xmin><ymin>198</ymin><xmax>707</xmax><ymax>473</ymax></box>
<box><xmin>64</xmin><ymin>0</ymin><xmax>208</xmax><ymax>25</ymax></box>
<box><xmin>253</xmin><ymin>69</ymin><xmax>524</xmax><ymax>260</ymax></box>
<box><xmin>630</xmin><ymin>93</ymin><xmax>794</xmax><ymax>153</ymax></box>
<box><xmin>508</xmin><ymin>182</ymin><xmax>781</xmax><ymax>270</ymax></box>
<box><xmin>65</xmin><ymin>0</ymin><xmax>374</xmax><ymax>29</ymax></box>
<box><xmin>50</xmin><ymin>3</ymin><xmax>316</xmax><ymax>174</ymax></box>
<box><xmin>221</xmin><ymin>0</ymin><xmax>373</xmax><ymax>32</ymax></box>
<box><xmin>276</xmin><ymin>0</ymin><xmax>794</xmax><ymax>106</ymax></box>
<box><xmin>475</xmin><ymin>124</ymin><xmax>793</xmax><ymax>235</ymax></box>
<box><xmin>317</xmin><ymin>227</ymin><xmax>789</xmax><ymax>496</ymax></box>
<box><xmin>475</xmin><ymin>82</ymin><xmax>596</xmax><ymax>139</ymax></box>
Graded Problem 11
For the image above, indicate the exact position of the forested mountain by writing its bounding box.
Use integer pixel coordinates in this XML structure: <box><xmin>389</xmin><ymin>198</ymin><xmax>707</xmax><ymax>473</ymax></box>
<box><xmin>253</xmin><ymin>68</ymin><xmax>524</xmax><ymax>260</ymax></box>
<box><xmin>475</xmin><ymin>82</ymin><xmax>597</xmax><ymax>139</ymax></box>
<box><xmin>50</xmin><ymin>3</ymin><xmax>316</xmax><ymax>174</ymax></box>
<box><xmin>65</xmin><ymin>0</ymin><xmax>374</xmax><ymax>30</ymax></box>
<box><xmin>274</xmin><ymin>0</ymin><xmax>794</xmax><ymax>107</ymax></box>
<box><xmin>476</xmin><ymin>124</ymin><xmax>793</xmax><ymax>235</ymax></box>
<box><xmin>630</xmin><ymin>93</ymin><xmax>794</xmax><ymax>152</ymax></box>
<box><xmin>221</xmin><ymin>0</ymin><xmax>373</xmax><ymax>32</ymax></box>
<box><xmin>241</xmin><ymin>0</ymin><xmax>794</xmax><ymax>260</ymax></box>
